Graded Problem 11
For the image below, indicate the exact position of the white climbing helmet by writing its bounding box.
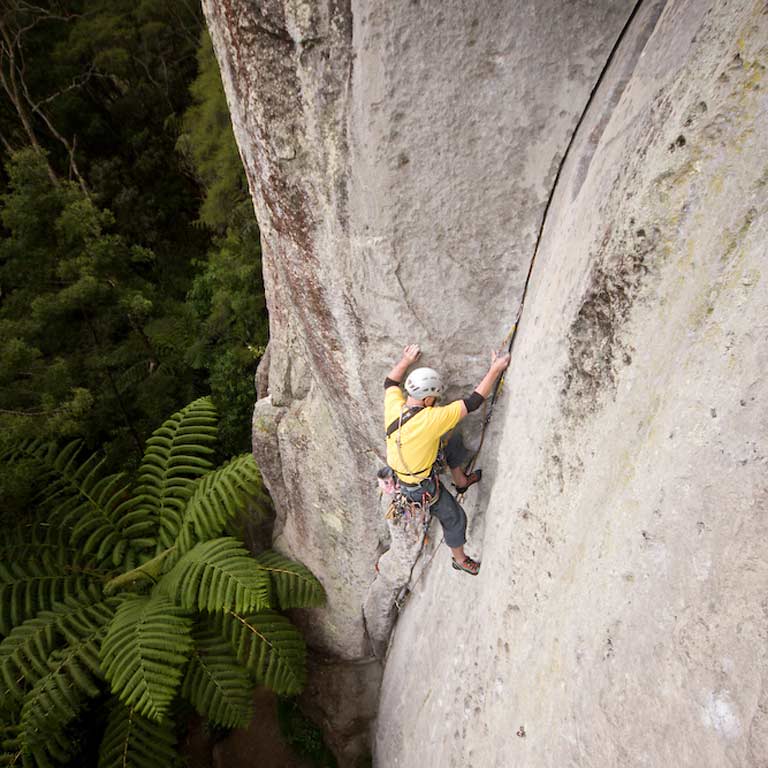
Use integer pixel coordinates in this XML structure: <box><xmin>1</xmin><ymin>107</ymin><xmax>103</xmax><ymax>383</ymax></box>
<box><xmin>405</xmin><ymin>367</ymin><xmax>444</xmax><ymax>401</ymax></box>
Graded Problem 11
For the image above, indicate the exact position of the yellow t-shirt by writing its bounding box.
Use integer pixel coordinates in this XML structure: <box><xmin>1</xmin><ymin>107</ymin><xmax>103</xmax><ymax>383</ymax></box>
<box><xmin>384</xmin><ymin>386</ymin><xmax>463</xmax><ymax>482</ymax></box>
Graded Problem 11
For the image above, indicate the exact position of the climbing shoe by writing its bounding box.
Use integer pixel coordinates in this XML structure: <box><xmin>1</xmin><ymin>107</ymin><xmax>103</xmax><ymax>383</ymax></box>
<box><xmin>453</xmin><ymin>469</ymin><xmax>482</xmax><ymax>494</ymax></box>
<box><xmin>451</xmin><ymin>555</ymin><xmax>481</xmax><ymax>575</ymax></box>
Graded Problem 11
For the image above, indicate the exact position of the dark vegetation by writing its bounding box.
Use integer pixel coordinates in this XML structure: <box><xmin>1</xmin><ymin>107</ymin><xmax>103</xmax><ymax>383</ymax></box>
<box><xmin>0</xmin><ymin>3</ymin><xmax>338</xmax><ymax>766</ymax></box>
<box><xmin>0</xmin><ymin>0</ymin><xmax>268</xmax><ymax>503</ymax></box>
<box><xmin>0</xmin><ymin>398</ymin><xmax>324</xmax><ymax>766</ymax></box>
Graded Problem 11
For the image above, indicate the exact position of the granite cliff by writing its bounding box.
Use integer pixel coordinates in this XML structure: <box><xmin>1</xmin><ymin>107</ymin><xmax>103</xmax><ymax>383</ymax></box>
<box><xmin>203</xmin><ymin>1</ymin><xmax>767</xmax><ymax>765</ymax></box>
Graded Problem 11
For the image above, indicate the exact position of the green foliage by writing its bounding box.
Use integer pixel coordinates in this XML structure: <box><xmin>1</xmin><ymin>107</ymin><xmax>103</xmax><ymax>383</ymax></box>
<box><xmin>172</xmin><ymin>454</ymin><xmax>270</xmax><ymax>564</ymax></box>
<box><xmin>255</xmin><ymin>551</ymin><xmax>326</xmax><ymax>610</ymax></box>
<box><xmin>176</xmin><ymin>31</ymin><xmax>246</xmax><ymax>233</ymax></box>
<box><xmin>162</xmin><ymin>537</ymin><xmax>270</xmax><ymax>615</ymax></box>
<box><xmin>213</xmin><ymin>610</ymin><xmax>306</xmax><ymax>695</ymax></box>
<box><xmin>0</xmin><ymin>4</ymin><xmax>270</xmax><ymax>488</ymax></box>
<box><xmin>99</xmin><ymin>702</ymin><xmax>178</xmax><ymax>768</ymax></box>
<box><xmin>185</xmin><ymin>219</ymin><xmax>267</xmax><ymax>455</ymax></box>
<box><xmin>19</xmin><ymin>596</ymin><xmax>118</xmax><ymax>766</ymax></box>
<box><xmin>101</xmin><ymin>594</ymin><xmax>192</xmax><ymax>721</ymax></box>
<box><xmin>181</xmin><ymin>624</ymin><xmax>253</xmax><ymax>728</ymax></box>
<box><xmin>133</xmin><ymin>397</ymin><xmax>218</xmax><ymax>551</ymax></box>
<box><xmin>0</xmin><ymin>587</ymin><xmax>110</xmax><ymax>704</ymax></box>
<box><xmin>277</xmin><ymin>697</ymin><xmax>338</xmax><ymax>768</ymax></box>
<box><xmin>0</xmin><ymin>150</ymin><xmax>200</xmax><ymax>480</ymax></box>
<box><xmin>0</xmin><ymin>399</ymin><xmax>323</xmax><ymax>766</ymax></box>
<box><xmin>177</xmin><ymin>30</ymin><xmax>268</xmax><ymax>455</ymax></box>
<box><xmin>0</xmin><ymin>553</ymin><xmax>105</xmax><ymax>636</ymax></box>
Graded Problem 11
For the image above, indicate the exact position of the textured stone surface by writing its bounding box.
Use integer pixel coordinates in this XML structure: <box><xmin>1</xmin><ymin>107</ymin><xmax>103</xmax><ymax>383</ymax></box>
<box><xmin>203</xmin><ymin>0</ymin><xmax>629</xmax><ymax>663</ymax></box>
<box><xmin>205</xmin><ymin>0</ymin><xmax>767</xmax><ymax>764</ymax></box>
<box><xmin>299</xmin><ymin>655</ymin><xmax>382</xmax><ymax>766</ymax></box>
<box><xmin>376</xmin><ymin>1</ymin><xmax>768</xmax><ymax>766</ymax></box>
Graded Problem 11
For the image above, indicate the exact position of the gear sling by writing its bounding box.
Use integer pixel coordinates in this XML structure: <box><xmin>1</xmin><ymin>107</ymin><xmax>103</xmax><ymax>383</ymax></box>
<box><xmin>379</xmin><ymin>406</ymin><xmax>441</xmax><ymax>525</ymax></box>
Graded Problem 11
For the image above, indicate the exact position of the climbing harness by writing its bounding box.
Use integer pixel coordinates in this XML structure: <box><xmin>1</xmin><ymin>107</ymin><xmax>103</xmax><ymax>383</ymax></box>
<box><xmin>385</xmin><ymin>479</ymin><xmax>438</xmax><ymax>535</ymax></box>
<box><xmin>385</xmin><ymin>300</ymin><xmax>531</xmax><ymax>610</ymax></box>
<box><xmin>390</xmin><ymin>404</ymin><xmax>432</xmax><ymax>483</ymax></box>
<box><xmin>385</xmin><ymin>405</ymin><xmax>424</xmax><ymax>438</ymax></box>
<box><xmin>380</xmin><ymin>405</ymin><xmax>441</xmax><ymax>532</ymax></box>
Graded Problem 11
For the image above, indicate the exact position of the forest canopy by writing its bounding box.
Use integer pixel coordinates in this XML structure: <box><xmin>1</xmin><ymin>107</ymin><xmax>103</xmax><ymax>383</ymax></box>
<box><xmin>0</xmin><ymin>1</ymin><xmax>268</xmax><ymax>508</ymax></box>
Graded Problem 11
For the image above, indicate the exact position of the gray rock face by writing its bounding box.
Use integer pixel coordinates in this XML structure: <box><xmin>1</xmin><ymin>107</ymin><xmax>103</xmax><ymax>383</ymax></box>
<box><xmin>376</xmin><ymin>1</ymin><xmax>768</xmax><ymax>766</ymax></box>
<box><xmin>204</xmin><ymin>0</ymin><xmax>768</xmax><ymax>764</ymax></box>
<box><xmin>203</xmin><ymin>0</ymin><xmax>629</xmax><ymax>660</ymax></box>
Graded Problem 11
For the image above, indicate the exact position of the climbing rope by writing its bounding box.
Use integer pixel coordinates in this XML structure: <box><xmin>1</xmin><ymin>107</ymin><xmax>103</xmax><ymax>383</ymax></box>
<box><xmin>457</xmin><ymin>303</ymin><xmax>523</xmax><ymax>497</ymax></box>
<box><xmin>393</xmin><ymin>307</ymin><xmax>526</xmax><ymax>611</ymax></box>
<box><xmin>390</xmin><ymin>0</ymin><xmax>648</xmax><ymax>613</ymax></box>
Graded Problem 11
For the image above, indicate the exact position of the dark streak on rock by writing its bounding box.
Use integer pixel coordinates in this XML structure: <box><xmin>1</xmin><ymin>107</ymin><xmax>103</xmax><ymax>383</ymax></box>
<box><xmin>561</xmin><ymin>225</ymin><xmax>658</xmax><ymax>421</ymax></box>
<box><xmin>213</xmin><ymin>0</ymin><xmax>355</xmax><ymax>396</ymax></box>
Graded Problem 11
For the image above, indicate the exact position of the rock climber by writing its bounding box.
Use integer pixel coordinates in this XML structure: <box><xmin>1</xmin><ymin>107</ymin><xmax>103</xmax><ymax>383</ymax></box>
<box><xmin>384</xmin><ymin>344</ymin><xmax>510</xmax><ymax>575</ymax></box>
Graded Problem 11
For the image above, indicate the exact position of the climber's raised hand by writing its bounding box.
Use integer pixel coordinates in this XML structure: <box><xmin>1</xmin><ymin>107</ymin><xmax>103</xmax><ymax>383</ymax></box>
<box><xmin>386</xmin><ymin>344</ymin><xmax>421</xmax><ymax>384</ymax></box>
<box><xmin>402</xmin><ymin>344</ymin><xmax>421</xmax><ymax>365</ymax></box>
<box><xmin>491</xmin><ymin>350</ymin><xmax>511</xmax><ymax>373</ymax></box>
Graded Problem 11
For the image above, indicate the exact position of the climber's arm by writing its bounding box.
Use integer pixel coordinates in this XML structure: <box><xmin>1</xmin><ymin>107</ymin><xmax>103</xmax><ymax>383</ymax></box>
<box><xmin>474</xmin><ymin>351</ymin><xmax>510</xmax><ymax>399</ymax></box>
<box><xmin>453</xmin><ymin>351</ymin><xmax>511</xmax><ymax>419</ymax></box>
<box><xmin>385</xmin><ymin>344</ymin><xmax>421</xmax><ymax>387</ymax></box>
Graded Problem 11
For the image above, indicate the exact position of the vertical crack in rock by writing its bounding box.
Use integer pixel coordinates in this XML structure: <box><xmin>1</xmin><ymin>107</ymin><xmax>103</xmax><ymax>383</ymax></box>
<box><xmin>204</xmin><ymin>0</ymin><xmax>697</xmax><ymax>762</ymax></box>
<box><xmin>362</xmin><ymin>1</ymin><xmax>653</xmax><ymax>659</ymax></box>
<box><xmin>530</xmin><ymin>0</ymin><xmax>665</xmax><ymax>293</ymax></box>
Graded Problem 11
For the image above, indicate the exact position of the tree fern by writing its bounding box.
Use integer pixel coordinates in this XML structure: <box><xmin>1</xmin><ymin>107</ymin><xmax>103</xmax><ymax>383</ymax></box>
<box><xmin>161</xmin><ymin>537</ymin><xmax>269</xmax><ymax>614</ymax></box>
<box><xmin>133</xmin><ymin>398</ymin><xmax>218</xmax><ymax>552</ymax></box>
<box><xmin>5</xmin><ymin>442</ymin><xmax>151</xmax><ymax>569</ymax></box>
<box><xmin>66</xmin><ymin>473</ymin><xmax>135</xmax><ymax>563</ymax></box>
<box><xmin>181</xmin><ymin>623</ymin><xmax>253</xmax><ymax>728</ymax></box>
<box><xmin>254</xmin><ymin>551</ymin><xmax>325</xmax><ymax>610</ymax></box>
<box><xmin>12</xmin><ymin>440</ymin><xmax>106</xmax><ymax>525</ymax></box>
<box><xmin>0</xmin><ymin>521</ymin><xmax>79</xmax><ymax>575</ymax></box>
<box><xmin>0</xmin><ymin>614</ymin><xmax>57</xmax><ymax>705</ymax></box>
<box><xmin>98</xmin><ymin>701</ymin><xmax>178</xmax><ymax>768</ymax></box>
<box><xmin>213</xmin><ymin>610</ymin><xmax>306</xmax><ymax>695</ymax></box>
<box><xmin>0</xmin><ymin>585</ymin><xmax>108</xmax><ymax>704</ymax></box>
<box><xmin>1</xmin><ymin>398</ymin><xmax>321</xmax><ymax>765</ymax></box>
<box><xmin>100</xmin><ymin>594</ymin><xmax>192</xmax><ymax>721</ymax></box>
<box><xmin>0</xmin><ymin>721</ymin><xmax>22</xmax><ymax>767</ymax></box>
<box><xmin>18</xmin><ymin>597</ymin><xmax>116</xmax><ymax>765</ymax></box>
<box><xmin>169</xmin><ymin>454</ymin><xmax>265</xmax><ymax>567</ymax></box>
<box><xmin>0</xmin><ymin>555</ymin><xmax>106</xmax><ymax>636</ymax></box>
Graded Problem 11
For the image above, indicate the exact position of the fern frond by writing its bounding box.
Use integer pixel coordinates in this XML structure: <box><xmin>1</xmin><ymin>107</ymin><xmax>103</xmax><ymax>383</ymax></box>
<box><xmin>160</xmin><ymin>537</ymin><xmax>269</xmax><ymax>614</ymax></box>
<box><xmin>100</xmin><ymin>594</ymin><xmax>192</xmax><ymax>721</ymax></box>
<box><xmin>0</xmin><ymin>554</ymin><xmax>107</xmax><ymax>636</ymax></box>
<box><xmin>254</xmin><ymin>551</ymin><xmax>325</xmax><ymax>610</ymax></box>
<box><xmin>18</xmin><ymin>597</ymin><xmax>114</xmax><ymax>765</ymax></box>
<box><xmin>0</xmin><ymin>521</ymin><xmax>79</xmax><ymax>568</ymax></box>
<box><xmin>0</xmin><ymin>721</ymin><xmax>23</xmax><ymax>767</ymax></box>
<box><xmin>169</xmin><ymin>454</ymin><xmax>265</xmax><ymax>566</ymax></box>
<box><xmin>67</xmin><ymin>473</ymin><xmax>141</xmax><ymax>567</ymax></box>
<box><xmin>0</xmin><ymin>585</ymin><xmax>109</xmax><ymax>705</ymax></box>
<box><xmin>133</xmin><ymin>397</ymin><xmax>218</xmax><ymax>552</ymax></box>
<box><xmin>11</xmin><ymin>440</ymin><xmax>106</xmax><ymax>524</ymax></box>
<box><xmin>98</xmin><ymin>701</ymin><xmax>178</xmax><ymax>768</ymax></box>
<box><xmin>3</xmin><ymin>443</ymin><xmax>150</xmax><ymax>567</ymax></box>
<box><xmin>114</xmin><ymin>361</ymin><xmax>153</xmax><ymax>397</ymax></box>
<box><xmin>181</xmin><ymin>623</ymin><xmax>253</xmax><ymax>728</ymax></box>
<box><xmin>213</xmin><ymin>610</ymin><xmax>306</xmax><ymax>695</ymax></box>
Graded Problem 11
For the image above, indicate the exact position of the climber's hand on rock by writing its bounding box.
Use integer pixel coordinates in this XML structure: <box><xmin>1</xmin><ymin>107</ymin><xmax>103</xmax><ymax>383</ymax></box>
<box><xmin>402</xmin><ymin>344</ymin><xmax>421</xmax><ymax>364</ymax></box>
<box><xmin>491</xmin><ymin>350</ymin><xmax>511</xmax><ymax>373</ymax></box>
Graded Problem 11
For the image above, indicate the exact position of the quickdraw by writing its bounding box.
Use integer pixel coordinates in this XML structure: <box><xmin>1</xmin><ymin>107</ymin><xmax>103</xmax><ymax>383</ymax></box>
<box><xmin>382</xmin><ymin>471</ymin><xmax>440</xmax><ymax>533</ymax></box>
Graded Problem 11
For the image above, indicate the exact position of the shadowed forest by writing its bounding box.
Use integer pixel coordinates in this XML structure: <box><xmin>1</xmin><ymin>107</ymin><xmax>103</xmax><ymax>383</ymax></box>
<box><xmin>0</xmin><ymin>0</ymin><xmax>266</xmax><ymax>492</ymax></box>
<box><xmin>0</xmin><ymin>3</ymin><xmax>337</xmax><ymax>767</ymax></box>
